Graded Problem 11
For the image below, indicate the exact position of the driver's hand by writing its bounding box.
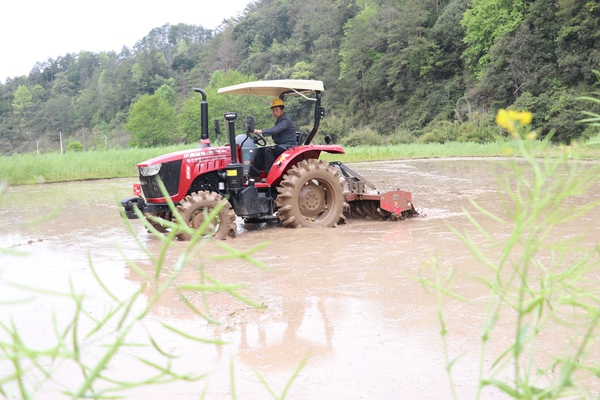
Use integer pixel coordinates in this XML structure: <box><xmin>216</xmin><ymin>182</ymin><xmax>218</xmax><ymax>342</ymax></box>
<box><xmin>254</xmin><ymin>129</ymin><xmax>262</xmax><ymax>134</ymax></box>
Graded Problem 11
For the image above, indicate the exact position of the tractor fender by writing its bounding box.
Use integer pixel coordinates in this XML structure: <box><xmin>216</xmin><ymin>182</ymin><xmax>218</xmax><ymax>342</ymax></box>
<box><xmin>265</xmin><ymin>144</ymin><xmax>345</xmax><ymax>184</ymax></box>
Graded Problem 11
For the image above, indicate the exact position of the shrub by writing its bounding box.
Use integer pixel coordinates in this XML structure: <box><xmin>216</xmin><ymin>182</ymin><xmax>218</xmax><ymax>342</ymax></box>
<box><xmin>318</xmin><ymin>113</ymin><xmax>354</xmax><ymax>144</ymax></box>
<box><xmin>67</xmin><ymin>141</ymin><xmax>84</xmax><ymax>152</ymax></box>
<box><xmin>338</xmin><ymin>127</ymin><xmax>386</xmax><ymax>147</ymax></box>
<box><xmin>456</xmin><ymin>121</ymin><xmax>496</xmax><ymax>143</ymax></box>
<box><xmin>388</xmin><ymin>127</ymin><xmax>417</xmax><ymax>145</ymax></box>
<box><xmin>418</xmin><ymin>121</ymin><xmax>459</xmax><ymax>144</ymax></box>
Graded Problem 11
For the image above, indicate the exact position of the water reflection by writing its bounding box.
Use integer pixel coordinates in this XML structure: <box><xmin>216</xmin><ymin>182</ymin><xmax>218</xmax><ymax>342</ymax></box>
<box><xmin>237</xmin><ymin>297</ymin><xmax>334</xmax><ymax>370</ymax></box>
<box><xmin>122</xmin><ymin>235</ymin><xmax>340</xmax><ymax>369</ymax></box>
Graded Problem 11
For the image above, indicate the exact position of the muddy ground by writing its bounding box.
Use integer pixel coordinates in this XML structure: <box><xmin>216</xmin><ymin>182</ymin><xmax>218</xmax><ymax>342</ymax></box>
<box><xmin>1</xmin><ymin>158</ymin><xmax>599</xmax><ymax>399</ymax></box>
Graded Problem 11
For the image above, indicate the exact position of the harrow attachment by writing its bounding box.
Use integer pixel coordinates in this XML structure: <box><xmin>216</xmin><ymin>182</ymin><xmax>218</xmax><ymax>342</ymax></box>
<box><xmin>330</xmin><ymin>162</ymin><xmax>418</xmax><ymax>221</ymax></box>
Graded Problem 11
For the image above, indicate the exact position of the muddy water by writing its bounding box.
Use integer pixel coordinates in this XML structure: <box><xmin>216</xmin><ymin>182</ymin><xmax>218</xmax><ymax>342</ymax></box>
<box><xmin>1</xmin><ymin>159</ymin><xmax>599</xmax><ymax>399</ymax></box>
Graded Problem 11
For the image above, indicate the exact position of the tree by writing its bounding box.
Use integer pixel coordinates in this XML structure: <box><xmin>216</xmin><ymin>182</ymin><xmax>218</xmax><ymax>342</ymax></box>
<box><xmin>461</xmin><ymin>0</ymin><xmax>527</xmax><ymax>75</ymax></box>
<box><xmin>555</xmin><ymin>0</ymin><xmax>600</xmax><ymax>85</ymax></box>
<box><xmin>208</xmin><ymin>22</ymin><xmax>243</xmax><ymax>73</ymax></box>
<box><xmin>12</xmin><ymin>85</ymin><xmax>39</xmax><ymax>129</ymax></box>
<box><xmin>134</xmin><ymin>23</ymin><xmax>212</xmax><ymax>66</ymax></box>
<box><xmin>12</xmin><ymin>85</ymin><xmax>34</xmax><ymax>117</ymax></box>
<box><xmin>125</xmin><ymin>94</ymin><xmax>177</xmax><ymax>147</ymax></box>
<box><xmin>156</xmin><ymin>83</ymin><xmax>176</xmax><ymax>106</ymax></box>
<box><xmin>178</xmin><ymin>70</ymin><xmax>266</xmax><ymax>144</ymax></box>
<box><xmin>338</xmin><ymin>1</ymin><xmax>386</xmax><ymax>114</ymax></box>
<box><xmin>171</xmin><ymin>40</ymin><xmax>195</xmax><ymax>72</ymax></box>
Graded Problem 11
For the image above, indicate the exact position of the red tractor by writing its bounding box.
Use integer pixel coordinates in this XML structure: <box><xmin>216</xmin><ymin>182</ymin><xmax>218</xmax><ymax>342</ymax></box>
<box><xmin>120</xmin><ymin>80</ymin><xmax>417</xmax><ymax>239</ymax></box>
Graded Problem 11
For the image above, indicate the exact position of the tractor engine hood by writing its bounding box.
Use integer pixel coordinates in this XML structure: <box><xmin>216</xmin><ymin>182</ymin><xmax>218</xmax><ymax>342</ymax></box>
<box><xmin>136</xmin><ymin>146</ymin><xmax>232</xmax><ymax>203</ymax></box>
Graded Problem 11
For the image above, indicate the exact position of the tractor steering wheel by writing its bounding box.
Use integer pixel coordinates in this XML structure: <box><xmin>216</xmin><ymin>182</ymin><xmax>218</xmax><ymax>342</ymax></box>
<box><xmin>248</xmin><ymin>131</ymin><xmax>267</xmax><ymax>146</ymax></box>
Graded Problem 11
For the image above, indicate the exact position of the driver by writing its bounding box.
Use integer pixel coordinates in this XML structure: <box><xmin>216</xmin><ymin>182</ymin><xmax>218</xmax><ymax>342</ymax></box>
<box><xmin>251</xmin><ymin>98</ymin><xmax>297</xmax><ymax>181</ymax></box>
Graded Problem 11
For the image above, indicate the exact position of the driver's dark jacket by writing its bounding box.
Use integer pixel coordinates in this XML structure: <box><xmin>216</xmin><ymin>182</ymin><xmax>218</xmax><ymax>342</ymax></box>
<box><xmin>262</xmin><ymin>113</ymin><xmax>297</xmax><ymax>148</ymax></box>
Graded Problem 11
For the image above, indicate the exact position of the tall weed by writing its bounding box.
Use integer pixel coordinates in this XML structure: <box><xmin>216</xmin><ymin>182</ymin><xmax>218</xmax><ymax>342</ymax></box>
<box><xmin>0</xmin><ymin>181</ymin><xmax>303</xmax><ymax>399</ymax></box>
<box><xmin>419</xmin><ymin>110</ymin><xmax>600</xmax><ymax>398</ymax></box>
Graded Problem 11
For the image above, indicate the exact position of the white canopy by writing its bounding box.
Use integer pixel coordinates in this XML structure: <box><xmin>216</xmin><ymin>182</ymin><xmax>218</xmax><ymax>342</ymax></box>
<box><xmin>217</xmin><ymin>79</ymin><xmax>324</xmax><ymax>98</ymax></box>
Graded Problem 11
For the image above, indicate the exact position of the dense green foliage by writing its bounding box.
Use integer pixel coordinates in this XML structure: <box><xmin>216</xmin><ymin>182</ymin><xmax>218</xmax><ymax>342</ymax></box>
<box><xmin>125</xmin><ymin>93</ymin><xmax>177</xmax><ymax>147</ymax></box>
<box><xmin>1</xmin><ymin>0</ymin><xmax>600</xmax><ymax>156</ymax></box>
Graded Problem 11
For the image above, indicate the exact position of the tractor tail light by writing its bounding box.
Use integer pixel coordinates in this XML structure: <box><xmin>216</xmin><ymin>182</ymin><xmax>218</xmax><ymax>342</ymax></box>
<box><xmin>133</xmin><ymin>183</ymin><xmax>142</xmax><ymax>197</ymax></box>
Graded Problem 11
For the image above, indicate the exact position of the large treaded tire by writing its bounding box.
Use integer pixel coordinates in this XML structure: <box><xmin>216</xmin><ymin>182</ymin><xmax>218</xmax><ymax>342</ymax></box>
<box><xmin>275</xmin><ymin>159</ymin><xmax>346</xmax><ymax>228</ymax></box>
<box><xmin>175</xmin><ymin>191</ymin><xmax>236</xmax><ymax>240</ymax></box>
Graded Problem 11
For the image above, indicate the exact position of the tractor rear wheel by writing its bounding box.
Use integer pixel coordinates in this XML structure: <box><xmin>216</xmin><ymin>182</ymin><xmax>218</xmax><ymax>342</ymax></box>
<box><xmin>175</xmin><ymin>191</ymin><xmax>236</xmax><ymax>240</ymax></box>
<box><xmin>275</xmin><ymin>159</ymin><xmax>346</xmax><ymax>228</ymax></box>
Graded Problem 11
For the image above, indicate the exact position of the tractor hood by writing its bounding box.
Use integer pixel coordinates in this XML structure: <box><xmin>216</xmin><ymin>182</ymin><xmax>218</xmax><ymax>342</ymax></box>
<box><xmin>217</xmin><ymin>80</ymin><xmax>324</xmax><ymax>98</ymax></box>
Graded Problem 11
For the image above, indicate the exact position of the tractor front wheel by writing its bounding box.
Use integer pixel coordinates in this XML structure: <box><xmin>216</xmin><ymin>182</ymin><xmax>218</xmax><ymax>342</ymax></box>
<box><xmin>275</xmin><ymin>159</ymin><xmax>346</xmax><ymax>228</ymax></box>
<box><xmin>175</xmin><ymin>191</ymin><xmax>236</xmax><ymax>240</ymax></box>
<box><xmin>144</xmin><ymin>212</ymin><xmax>172</xmax><ymax>233</ymax></box>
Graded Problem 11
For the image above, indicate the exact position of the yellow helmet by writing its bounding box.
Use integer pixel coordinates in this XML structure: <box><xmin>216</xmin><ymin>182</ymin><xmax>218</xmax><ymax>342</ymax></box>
<box><xmin>270</xmin><ymin>98</ymin><xmax>285</xmax><ymax>108</ymax></box>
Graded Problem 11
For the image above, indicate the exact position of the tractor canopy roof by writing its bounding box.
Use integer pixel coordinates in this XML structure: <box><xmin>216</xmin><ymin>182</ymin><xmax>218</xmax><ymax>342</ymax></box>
<box><xmin>217</xmin><ymin>79</ymin><xmax>324</xmax><ymax>99</ymax></box>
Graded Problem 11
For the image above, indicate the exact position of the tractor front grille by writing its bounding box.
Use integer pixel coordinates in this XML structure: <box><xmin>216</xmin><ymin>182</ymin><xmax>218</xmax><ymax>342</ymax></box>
<box><xmin>140</xmin><ymin>160</ymin><xmax>182</xmax><ymax>199</ymax></box>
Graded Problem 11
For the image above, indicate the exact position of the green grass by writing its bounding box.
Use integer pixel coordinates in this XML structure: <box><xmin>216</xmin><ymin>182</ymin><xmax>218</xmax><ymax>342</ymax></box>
<box><xmin>323</xmin><ymin>140</ymin><xmax>600</xmax><ymax>163</ymax></box>
<box><xmin>2</xmin><ymin>141</ymin><xmax>599</xmax><ymax>186</ymax></box>
<box><xmin>0</xmin><ymin>145</ymin><xmax>195</xmax><ymax>186</ymax></box>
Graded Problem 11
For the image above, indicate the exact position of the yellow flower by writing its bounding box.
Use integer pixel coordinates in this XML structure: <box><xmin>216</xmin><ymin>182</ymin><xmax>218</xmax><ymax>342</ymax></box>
<box><xmin>496</xmin><ymin>109</ymin><xmax>512</xmax><ymax>129</ymax></box>
<box><xmin>496</xmin><ymin>109</ymin><xmax>516</xmax><ymax>136</ymax></box>
<box><xmin>495</xmin><ymin>109</ymin><xmax>533</xmax><ymax>137</ymax></box>
<box><xmin>507</xmin><ymin>110</ymin><xmax>521</xmax><ymax>122</ymax></box>
<box><xmin>519</xmin><ymin>112</ymin><xmax>532</xmax><ymax>126</ymax></box>
<box><xmin>496</xmin><ymin>109</ymin><xmax>508</xmax><ymax>127</ymax></box>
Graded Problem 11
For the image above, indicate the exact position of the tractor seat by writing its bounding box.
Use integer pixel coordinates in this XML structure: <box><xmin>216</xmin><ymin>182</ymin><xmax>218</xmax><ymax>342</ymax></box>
<box><xmin>295</xmin><ymin>131</ymin><xmax>308</xmax><ymax>145</ymax></box>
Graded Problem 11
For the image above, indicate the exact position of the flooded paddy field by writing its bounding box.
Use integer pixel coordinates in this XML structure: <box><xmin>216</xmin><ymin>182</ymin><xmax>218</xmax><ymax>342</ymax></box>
<box><xmin>1</xmin><ymin>158</ymin><xmax>599</xmax><ymax>399</ymax></box>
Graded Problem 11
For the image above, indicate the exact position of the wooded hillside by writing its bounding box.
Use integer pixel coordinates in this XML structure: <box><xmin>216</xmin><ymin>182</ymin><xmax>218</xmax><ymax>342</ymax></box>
<box><xmin>1</xmin><ymin>0</ymin><xmax>599</xmax><ymax>155</ymax></box>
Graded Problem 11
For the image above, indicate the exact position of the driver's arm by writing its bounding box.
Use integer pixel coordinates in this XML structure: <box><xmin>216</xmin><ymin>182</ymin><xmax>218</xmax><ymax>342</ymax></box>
<box><xmin>258</xmin><ymin>117</ymin><xmax>292</xmax><ymax>137</ymax></box>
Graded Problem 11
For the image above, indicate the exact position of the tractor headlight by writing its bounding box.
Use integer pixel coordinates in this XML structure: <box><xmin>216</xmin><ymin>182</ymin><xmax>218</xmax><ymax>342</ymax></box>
<box><xmin>139</xmin><ymin>164</ymin><xmax>162</xmax><ymax>176</ymax></box>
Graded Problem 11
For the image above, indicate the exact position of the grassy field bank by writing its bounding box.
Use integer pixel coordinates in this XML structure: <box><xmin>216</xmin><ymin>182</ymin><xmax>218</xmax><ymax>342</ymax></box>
<box><xmin>0</xmin><ymin>145</ymin><xmax>187</xmax><ymax>186</ymax></box>
<box><xmin>1</xmin><ymin>141</ymin><xmax>599</xmax><ymax>186</ymax></box>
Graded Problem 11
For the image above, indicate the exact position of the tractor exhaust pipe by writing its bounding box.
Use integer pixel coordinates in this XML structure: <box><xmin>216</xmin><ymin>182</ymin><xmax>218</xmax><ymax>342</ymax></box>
<box><xmin>193</xmin><ymin>88</ymin><xmax>210</xmax><ymax>147</ymax></box>
<box><xmin>224</xmin><ymin>112</ymin><xmax>243</xmax><ymax>194</ymax></box>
